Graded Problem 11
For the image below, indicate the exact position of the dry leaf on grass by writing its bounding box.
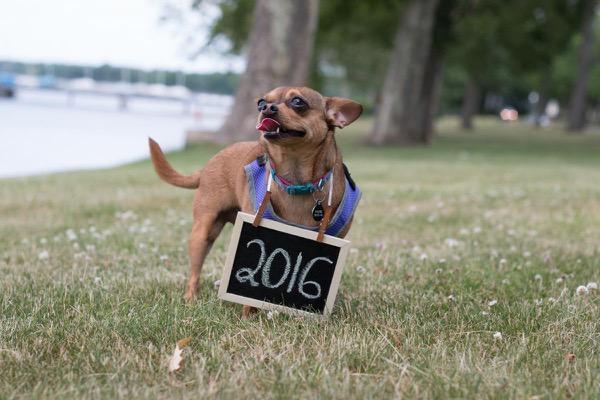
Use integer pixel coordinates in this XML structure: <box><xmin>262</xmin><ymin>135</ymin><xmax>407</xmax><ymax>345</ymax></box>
<box><xmin>168</xmin><ymin>336</ymin><xmax>192</xmax><ymax>373</ymax></box>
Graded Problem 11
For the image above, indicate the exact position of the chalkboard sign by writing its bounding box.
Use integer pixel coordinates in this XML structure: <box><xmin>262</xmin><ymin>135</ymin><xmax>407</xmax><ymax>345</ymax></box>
<box><xmin>219</xmin><ymin>212</ymin><xmax>350</xmax><ymax>316</ymax></box>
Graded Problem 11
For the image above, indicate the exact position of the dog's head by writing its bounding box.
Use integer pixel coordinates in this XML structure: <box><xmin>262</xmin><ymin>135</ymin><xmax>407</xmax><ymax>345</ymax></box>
<box><xmin>255</xmin><ymin>87</ymin><xmax>362</xmax><ymax>147</ymax></box>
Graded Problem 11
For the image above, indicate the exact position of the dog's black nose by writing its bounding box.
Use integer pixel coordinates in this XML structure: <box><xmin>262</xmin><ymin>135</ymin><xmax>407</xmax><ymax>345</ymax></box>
<box><xmin>262</xmin><ymin>104</ymin><xmax>278</xmax><ymax>116</ymax></box>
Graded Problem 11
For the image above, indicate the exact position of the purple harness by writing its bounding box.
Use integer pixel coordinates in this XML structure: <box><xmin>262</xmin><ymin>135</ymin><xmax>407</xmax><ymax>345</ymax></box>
<box><xmin>244</xmin><ymin>158</ymin><xmax>361</xmax><ymax>237</ymax></box>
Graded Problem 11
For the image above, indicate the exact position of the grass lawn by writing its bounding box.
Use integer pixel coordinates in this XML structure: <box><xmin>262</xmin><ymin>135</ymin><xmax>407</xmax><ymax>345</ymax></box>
<box><xmin>1</xmin><ymin>117</ymin><xmax>600</xmax><ymax>399</ymax></box>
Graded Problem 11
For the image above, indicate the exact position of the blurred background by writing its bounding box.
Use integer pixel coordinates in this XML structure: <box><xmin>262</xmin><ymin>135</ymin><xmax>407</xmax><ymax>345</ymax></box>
<box><xmin>1</xmin><ymin>0</ymin><xmax>598</xmax><ymax>177</ymax></box>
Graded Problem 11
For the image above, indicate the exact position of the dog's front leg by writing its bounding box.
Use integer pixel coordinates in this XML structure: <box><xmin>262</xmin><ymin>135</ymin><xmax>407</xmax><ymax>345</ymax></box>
<box><xmin>185</xmin><ymin>214</ymin><xmax>224</xmax><ymax>301</ymax></box>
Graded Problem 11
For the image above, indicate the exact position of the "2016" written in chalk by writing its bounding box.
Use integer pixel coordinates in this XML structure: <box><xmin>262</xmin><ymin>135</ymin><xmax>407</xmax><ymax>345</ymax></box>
<box><xmin>235</xmin><ymin>239</ymin><xmax>333</xmax><ymax>299</ymax></box>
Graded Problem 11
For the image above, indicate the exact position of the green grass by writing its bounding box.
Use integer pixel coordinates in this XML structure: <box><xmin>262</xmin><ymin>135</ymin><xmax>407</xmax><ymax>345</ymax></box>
<box><xmin>1</xmin><ymin>117</ymin><xmax>600</xmax><ymax>399</ymax></box>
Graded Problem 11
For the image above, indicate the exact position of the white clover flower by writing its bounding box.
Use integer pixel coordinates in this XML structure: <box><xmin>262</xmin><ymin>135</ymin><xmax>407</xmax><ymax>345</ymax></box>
<box><xmin>548</xmin><ymin>297</ymin><xmax>557</xmax><ymax>303</ymax></box>
<box><xmin>213</xmin><ymin>279</ymin><xmax>221</xmax><ymax>288</ymax></box>
<box><xmin>493</xmin><ymin>332</ymin><xmax>502</xmax><ymax>340</ymax></box>
<box><xmin>66</xmin><ymin>229</ymin><xmax>77</xmax><ymax>241</ymax></box>
<box><xmin>499</xmin><ymin>258</ymin><xmax>507</xmax><ymax>266</ymax></box>
<box><xmin>586</xmin><ymin>282</ymin><xmax>598</xmax><ymax>291</ymax></box>
<box><xmin>419</xmin><ymin>253</ymin><xmax>428</xmax><ymax>261</ymax></box>
<box><xmin>481</xmin><ymin>311</ymin><xmax>489</xmax><ymax>316</ymax></box>
<box><xmin>473</xmin><ymin>226</ymin><xmax>482</xmax><ymax>234</ymax></box>
<box><xmin>438</xmin><ymin>258</ymin><xmax>446</xmax><ymax>264</ymax></box>
<box><xmin>488</xmin><ymin>300</ymin><xmax>498</xmax><ymax>307</ymax></box>
<box><xmin>501</xmin><ymin>279</ymin><xmax>510</xmax><ymax>285</ymax></box>
<box><xmin>447</xmin><ymin>294</ymin><xmax>455</xmax><ymax>301</ymax></box>
<box><xmin>445</xmin><ymin>238</ymin><xmax>459</xmax><ymax>248</ymax></box>
<box><xmin>38</xmin><ymin>250</ymin><xmax>49</xmax><ymax>260</ymax></box>
<box><xmin>435</xmin><ymin>268</ymin><xmax>443</xmax><ymax>274</ymax></box>
<box><xmin>356</xmin><ymin>265</ymin><xmax>366</xmax><ymax>273</ymax></box>
<box><xmin>160</xmin><ymin>255</ymin><xmax>169</xmax><ymax>261</ymax></box>
<box><xmin>534</xmin><ymin>274</ymin><xmax>542</xmax><ymax>281</ymax></box>
<box><xmin>266</xmin><ymin>310</ymin><xmax>279</xmax><ymax>320</ymax></box>
<box><xmin>523</xmin><ymin>251</ymin><xmax>531</xmax><ymax>258</ymax></box>
<box><xmin>534</xmin><ymin>299</ymin><xmax>543</xmax><ymax>306</ymax></box>
<box><xmin>556</xmin><ymin>277</ymin><xmax>564</xmax><ymax>284</ymax></box>
<box><xmin>576</xmin><ymin>285</ymin><xmax>589</xmax><ymax>295</ymax></box>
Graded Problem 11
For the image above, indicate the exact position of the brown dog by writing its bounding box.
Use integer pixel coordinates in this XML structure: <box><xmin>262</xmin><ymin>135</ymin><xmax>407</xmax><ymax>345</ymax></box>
<box><xmin>149</xmin><ymin>86</ymin><xmax>362</xmax><ymax>315</ymax></box>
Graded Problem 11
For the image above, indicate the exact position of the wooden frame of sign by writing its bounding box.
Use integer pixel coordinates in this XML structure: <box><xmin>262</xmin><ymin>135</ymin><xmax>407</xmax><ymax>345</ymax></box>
<box><xmin>218</xmin><ymin>212</ymin><xmax>350</xmax><ymax>317</ymax></box>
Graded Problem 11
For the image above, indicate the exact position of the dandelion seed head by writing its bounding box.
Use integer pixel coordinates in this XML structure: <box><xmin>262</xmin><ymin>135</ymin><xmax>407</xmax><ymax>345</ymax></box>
<box><xmin>493</xmin><ymin>332</ymin><xmax>502</xmax><ymax>340</ymax></box>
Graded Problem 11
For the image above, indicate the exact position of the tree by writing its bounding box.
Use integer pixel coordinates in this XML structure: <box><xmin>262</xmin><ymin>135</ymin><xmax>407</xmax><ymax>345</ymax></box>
<box><xmin>495</xmin><ymin>0</ymin><xmax>583</xmax><ymax>126</ymax></box>
<box><xmin>446</xmin><ymin>1</ymin><xmax>506</xmax><ymax>130</ymax></box>
<box><xmin>217</xmin><ymin>0</ymin><xmax>319</xmax><ymax>142</ymax></box>
<box><xmin>568</xmin><ymin>0</ymin><xmax>598</xmax><ymax>131</ymax></box>
<box><xmin>368</xmin><ymin>0</ymin><xmax>442</xmax><ymax>145</ymax></box>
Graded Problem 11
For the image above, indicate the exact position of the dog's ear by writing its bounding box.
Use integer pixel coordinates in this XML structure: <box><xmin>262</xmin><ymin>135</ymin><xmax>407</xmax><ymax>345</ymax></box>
<box><xmin>325</xmin><ymin>97</ymin><xmax>363</xmax><ymax>129</ymax></box>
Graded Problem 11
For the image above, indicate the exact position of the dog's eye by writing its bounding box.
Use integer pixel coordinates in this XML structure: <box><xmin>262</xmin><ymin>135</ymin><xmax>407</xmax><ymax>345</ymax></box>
<box><xmin>290</xmin><ymin>97</ymin><xmax>307</xmax><ymax>110</ymax></box>
<box><xmin>257</xmin><ymin>99</ymin><xmax>267</xmax><ymax>111</ymax></box>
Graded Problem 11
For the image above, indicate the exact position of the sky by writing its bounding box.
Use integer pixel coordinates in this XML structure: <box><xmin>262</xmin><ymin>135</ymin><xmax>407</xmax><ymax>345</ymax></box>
<box><xmin>0</xmin><ymin>0</ymin><xmax>245</xmax><ymax>73</ymax></box>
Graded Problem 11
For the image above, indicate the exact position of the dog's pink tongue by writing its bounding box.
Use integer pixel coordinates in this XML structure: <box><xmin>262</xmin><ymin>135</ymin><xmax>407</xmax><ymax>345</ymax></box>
<box><xmin>256</xmin><ymin>118</ymin><xmax>280</xmax><ymax>132</ymax></box>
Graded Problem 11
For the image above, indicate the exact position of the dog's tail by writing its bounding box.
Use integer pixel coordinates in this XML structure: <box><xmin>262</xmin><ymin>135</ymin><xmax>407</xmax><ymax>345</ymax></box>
<box><xmin>148</xmin><ymin>138</ymin><xmax>200</xmax><ymax>189</ymax></box>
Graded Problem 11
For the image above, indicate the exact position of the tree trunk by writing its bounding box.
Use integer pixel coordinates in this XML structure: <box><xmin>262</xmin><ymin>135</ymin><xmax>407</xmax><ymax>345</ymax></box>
<box><xmin>567</xmin><ymin>0</ymin><xmax>598</xmax><ymax>132</ymax></box>
<box><xmin>368</xmin><ymin>0</ymin><xmax>440</xmax><ymax>145</ymax></box>
<box><xmin>218</xmin><ymin>0</ymin><xmax>319</xmax><ymax>142</ymax></box>
<box><xmin>460</xmin><ymin>78</ymin><xmax>480</xmax><ymax>130</ymax></box>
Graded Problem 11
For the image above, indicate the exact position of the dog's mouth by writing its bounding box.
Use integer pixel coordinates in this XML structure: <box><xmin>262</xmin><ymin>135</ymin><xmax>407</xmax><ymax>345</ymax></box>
<box><xmin>256</xmin><ymin>117</ymin><xmax>305</xmax><ymax>140</ymax></box>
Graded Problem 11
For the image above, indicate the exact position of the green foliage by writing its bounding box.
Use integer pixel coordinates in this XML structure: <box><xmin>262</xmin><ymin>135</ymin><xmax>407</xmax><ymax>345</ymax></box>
<box><xmin>195</xmin><ymin>0</ymin><xmax>255</xmax><ymax>54</ymax></box>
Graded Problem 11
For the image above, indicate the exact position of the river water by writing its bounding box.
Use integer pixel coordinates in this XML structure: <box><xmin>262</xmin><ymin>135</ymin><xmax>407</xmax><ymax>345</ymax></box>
<box><xmin>0</xmin><ymin>88</ymin><xmax>230</xmax><ymax>178</ymax></box>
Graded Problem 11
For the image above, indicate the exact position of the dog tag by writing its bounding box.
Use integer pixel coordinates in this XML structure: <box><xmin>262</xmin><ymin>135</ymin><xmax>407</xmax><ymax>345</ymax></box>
<box><xmin>312</xmin><ymin>200</ymin><xmax>324</xmax><ymax>222</ymax></box>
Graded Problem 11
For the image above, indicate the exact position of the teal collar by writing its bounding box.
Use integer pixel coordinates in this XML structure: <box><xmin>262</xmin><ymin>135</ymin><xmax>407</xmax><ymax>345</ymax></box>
<box><xmin>269</xmin><ymin>161</ymin><xmax>333</xmax><ymax>195</ymax></box>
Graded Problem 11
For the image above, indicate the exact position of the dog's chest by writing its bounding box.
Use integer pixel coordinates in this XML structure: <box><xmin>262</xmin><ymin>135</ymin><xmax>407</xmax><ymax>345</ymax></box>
<box><xmin>269</xmin><ymin>192</ymin><xmax>322</xmax><ymax>228</ymax></box>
